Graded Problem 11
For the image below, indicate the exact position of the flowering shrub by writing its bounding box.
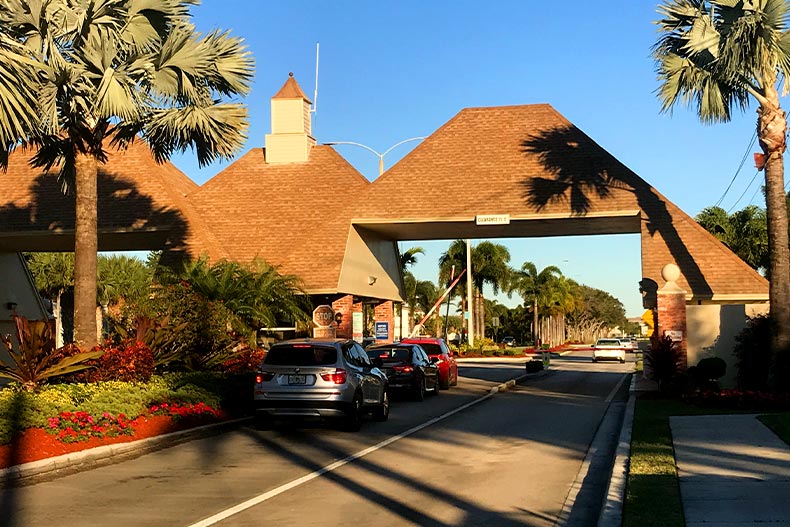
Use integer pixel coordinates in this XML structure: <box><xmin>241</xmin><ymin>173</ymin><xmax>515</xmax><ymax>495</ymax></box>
<box><xmin>222</xmin><ymin>345</ymin><xmax>267</xmax><ymax>373</ymax></box>
<box><xmin>91</xmin><ymin>340</ymin><xmax>155</xmax><ymax>382</ymax></box>
<box><xmin>46</xmin><ymin>411</ymin><xmax>134</xmax><ymax>443</ymax></box>
<box><xmin>148</xmin><ymin>401</ymin><xmax>221</xmax><ymax>421</ymax></box>
<box><xmin>55</xmin><ymin>340</ymin><xmax>155</xmax><ymax>383</ymax></box>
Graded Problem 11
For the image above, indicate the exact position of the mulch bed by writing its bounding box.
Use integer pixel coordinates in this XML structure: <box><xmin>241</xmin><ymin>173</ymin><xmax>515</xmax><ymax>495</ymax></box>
<box><xmin>0</xmin><ymin>415</ymin><xmax>218</xmax><ymax>470</ymax></box>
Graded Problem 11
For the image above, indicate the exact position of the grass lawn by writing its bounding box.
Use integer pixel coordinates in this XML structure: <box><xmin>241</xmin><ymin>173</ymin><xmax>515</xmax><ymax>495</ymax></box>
<box><xmin>758</xmin><ymin>412</ymin><xmax>790</xmax><ymax>446</ymax></box>
<box><xmin>623</xmin><ymin>396</ymin><xmax>764</xmax><ymax>527</ymax></box>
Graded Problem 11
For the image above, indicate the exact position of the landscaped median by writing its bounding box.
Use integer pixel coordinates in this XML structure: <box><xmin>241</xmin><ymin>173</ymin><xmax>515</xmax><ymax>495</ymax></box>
<box><xmin>0</xmin><ymin>373</ymin><xmax>251</xmax><ymax>473</ymax></box>
<box><xmin>624</xmin><ymin>393</ymin><xmax>790</xmax><ymax>527</ymax></box>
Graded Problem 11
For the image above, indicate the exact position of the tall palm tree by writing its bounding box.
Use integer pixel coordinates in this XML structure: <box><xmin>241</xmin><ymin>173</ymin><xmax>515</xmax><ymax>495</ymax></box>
<box><xmin>400</xmin><ymin>246</ymin><xmax>424</xmax><ymax>333</ymax></box>
<box><xmin>469</xmin><ymin>241</ymin><xmax>511</xmax><ymax>339</ymax></box>
<box><xmin>509</xmin><ymin>262</ymin><xmax>563</xmax><ymax>347</ymax></box>
<box><xmin>0</xmin><ymin>1</ymin><xmax>254</xmax><ymax>347</ymax></box>
<box><xmin>654</xmin><ymin>0</ymin><xmax>790</xmax><ymax>385</ymax></box>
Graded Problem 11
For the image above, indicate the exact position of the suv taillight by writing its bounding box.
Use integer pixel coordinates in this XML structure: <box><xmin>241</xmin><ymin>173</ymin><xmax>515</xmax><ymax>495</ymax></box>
<box><xmin>393</xmin><ymin>365</ymin><xmax>413</xmax><ymax>373</ymax></box>
<box><xmin>256</xmin><ymin>372</ymin><xmax>275</xmax><ymax>383</ymax></box>
<box><xmin>320</xmin><ymin>368</ymin><xmax>347</xmax><ymax>384</ymax></box>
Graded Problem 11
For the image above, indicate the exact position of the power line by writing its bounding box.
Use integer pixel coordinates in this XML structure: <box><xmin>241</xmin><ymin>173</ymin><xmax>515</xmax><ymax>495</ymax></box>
<box><xmin>714</xmin><ymin>131</ymin><xmax>757</xmax><ymax>208</ymax></box>
<box><xmin>727</xmin><ymin>170</ymin><xmax>761</xmax><ymax>213</ymax></box>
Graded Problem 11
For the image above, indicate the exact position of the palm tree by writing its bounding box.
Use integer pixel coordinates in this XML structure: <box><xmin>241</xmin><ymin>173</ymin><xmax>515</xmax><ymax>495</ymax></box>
<box><xmin>97</xmin><ymin>254</ymin><xmax>153</xmax><ymax>337</ymax></box>
<box><xmin>400</xmin><ymin>246</ymin><xmax>424</xmax><ymax>333</ymax></box>
<box><xmin>0</xmin><ymin>1</ymin><xmax>254</xmax><ymax>347</ymax></box>
<box><xmin>696</xmin><ymin>205</ymin><xmax>769</xmax><ymax>274</ymax></box>
<box><xmin>509</xmin><ymin>262</ymin><xmax>563</xmax><ymax>347</ymax></box>
<box><xmin>414</xmin><ymin>279</ymin><xmax>441</xmax><ymax>336</ymax></box>
<box><xmin>25</xmin><ymin>252</ymin><xmax>74</xmax><ymax>348</ymax></box>
<box><xmin>654</xmin><ymin>0</ymin><xmax>790</xmax><ymax>385</ymax></box>
<box><xmin>469</xmin><ymin>241</ymin><xmax>511</xmax><ymax>339</ymax></box>
<box><xmin>164</xmin><ymin>257</ymin><xmax>311</xmax><ymax>344</ymax></box>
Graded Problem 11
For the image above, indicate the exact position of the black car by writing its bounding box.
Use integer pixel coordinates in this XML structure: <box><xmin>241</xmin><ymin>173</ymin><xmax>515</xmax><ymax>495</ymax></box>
<box><xmin>367</xmin><ymin>343</ymin><xmax>439</xmax><ymax>401</ymax></box>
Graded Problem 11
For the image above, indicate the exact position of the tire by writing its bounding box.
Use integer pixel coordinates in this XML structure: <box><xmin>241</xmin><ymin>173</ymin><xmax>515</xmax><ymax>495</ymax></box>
<box><xmin>592</xmin><ymin>358</ymin><xmax>598</xmax><ymax>363</ymax></box>
<box><xmin>372</xmin><ymin>389</ymin><xmax>390</xmax><ymax>422</ymax></box>
<box><xmin>439</xmin><ymin>371</ymin><xmax>450</xmax><ymax>390</ymax></box>
<box><xmin>413</xmin><ymin>376</ymin><xmax>426</xmax><ymax>401</ymax></box>
<box><xmin>430</xmin><ymin>375</ymin><xmax>440</xmax><ymax>396</ymax></box>
<box><xmin>342</xmin><ymin>392</ymin><xmax>363</xmax><ymax>431</ymax></box>
<box><xmin>450</xmin><ymin>367</ymin><xmax>458</xmax><ymax>386</ymax></box>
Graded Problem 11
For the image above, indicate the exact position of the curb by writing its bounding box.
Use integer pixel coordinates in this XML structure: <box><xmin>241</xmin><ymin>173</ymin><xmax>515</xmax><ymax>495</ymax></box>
<box><xmin>0</xmin><ymin>417</ymin><xmax>251</xmax><ymax>487</ymax></box>
<box><xmin>597</xmin><ymin>375</ymin><xmax>636</xmax><ymax>527</ymax></box>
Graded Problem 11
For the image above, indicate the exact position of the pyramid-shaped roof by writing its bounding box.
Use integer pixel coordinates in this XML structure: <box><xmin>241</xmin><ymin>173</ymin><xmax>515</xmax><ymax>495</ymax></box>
<box><xmin>355</xmin><ymin>104</ymin><xmax>767</xmax><ymax>301</ymax></box>
<box><xmin>188</xmin><ymin>145</ymin><xmax>370</xmax><ymax>291</ymax></box>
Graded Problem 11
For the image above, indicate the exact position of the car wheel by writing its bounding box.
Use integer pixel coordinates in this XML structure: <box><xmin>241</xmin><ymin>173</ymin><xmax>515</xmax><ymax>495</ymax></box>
<box><xmin>430</xmin><ymin>375</ymin><xmax>440</xmax><ymax>396</ymax></box>
<box><xmin>439</xmin><ymin>371</ymin><xmax>450</xmax><ymax>390</ymax></box>
<box><xmin>451</xmin><ymin>367</ymin><xmax>458</xmax><ymax>386</ymax></box>
<box><xmin>620</xmin><ymin>358</ymin><xmax>626</xmax><ymax>364</ymax></box>
<box><xmin>342</xmin><ymin>392</ymin><xmax>363</xmax><ymax>431</ymax></box>
<box><xmin>372</xmin><ymin>389</ymin><xmax>390</xmax><ymax>422</ymax></box>
<box><xmin>414</xmin><ymin>376</ymin><xmax>426</xmax><ymax>401</ymax></box>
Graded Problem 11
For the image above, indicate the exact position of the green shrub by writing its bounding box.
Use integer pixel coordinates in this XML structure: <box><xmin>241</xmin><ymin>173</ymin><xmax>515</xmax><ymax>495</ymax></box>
<box><xmin>645</xmin><ymin>335</ymin><xmax>685</xmax><ymax>392</ymax></box>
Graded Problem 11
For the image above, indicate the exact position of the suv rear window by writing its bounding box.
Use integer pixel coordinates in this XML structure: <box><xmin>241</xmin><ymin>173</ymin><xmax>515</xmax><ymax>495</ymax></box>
<box><xmin>415</xmin><ymin>343</ymin><xmax>441</xmax><ymax>355</ymax></box>
<box><xmin>369</xmin><ymin>347</ymin><xmax>411</xmax><ymax>361</ymax></box>
<box><xmin>263</xmin><ymin>345</ymin><xmax>337</xmax><ymax>366</ymax></box>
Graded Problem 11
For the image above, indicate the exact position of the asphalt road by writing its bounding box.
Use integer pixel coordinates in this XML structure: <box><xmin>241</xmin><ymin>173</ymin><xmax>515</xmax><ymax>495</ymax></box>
<box><xmin>1</xmin><ymin>351</ymin><xmax>632</xmax><ymax>527</ymax></box>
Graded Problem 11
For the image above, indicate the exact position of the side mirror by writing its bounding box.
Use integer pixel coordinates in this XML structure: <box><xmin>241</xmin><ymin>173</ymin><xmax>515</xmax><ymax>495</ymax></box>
<box><xmin>430</xmin><ymin>357</ymin><xmax>439</xmax><ymax>364</ymax></box>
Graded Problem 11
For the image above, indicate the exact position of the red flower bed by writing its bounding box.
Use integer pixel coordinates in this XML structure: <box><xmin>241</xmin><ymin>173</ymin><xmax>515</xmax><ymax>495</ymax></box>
<box><xmin>0</xmin><ymin>404</ymin><xmax>230</xmax><ymax>470</ymax></box>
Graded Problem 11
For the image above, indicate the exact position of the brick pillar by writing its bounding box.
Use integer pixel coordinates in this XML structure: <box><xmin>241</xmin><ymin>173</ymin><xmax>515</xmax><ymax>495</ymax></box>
<box><xmin>332</xmin><ymin>295</ymin><xmax>354</xmax><ymax>338</ymax></box>
<box><xmin>374</xmin><ymin>301</ymin><xmax>395</xmax><ymax>343</ymax></box>
<box><xmin>656</xmin><ymin>263</ymin><xmax>688</xmax><ymax>370</ymax></box>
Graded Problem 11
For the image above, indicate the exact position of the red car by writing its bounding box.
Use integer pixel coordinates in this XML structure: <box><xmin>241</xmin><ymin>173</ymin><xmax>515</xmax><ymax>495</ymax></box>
<box><xmin>400</xmin><ymin>337</ymin><xmax>458</xmax><ymax>389</ymax></box>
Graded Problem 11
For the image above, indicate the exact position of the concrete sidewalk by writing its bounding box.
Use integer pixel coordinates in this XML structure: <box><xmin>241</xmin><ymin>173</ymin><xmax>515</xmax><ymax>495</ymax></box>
<box><xmin>670</xmin><ymin>414</ymin><xmax>790</xmax><ymax>526</ymax></box>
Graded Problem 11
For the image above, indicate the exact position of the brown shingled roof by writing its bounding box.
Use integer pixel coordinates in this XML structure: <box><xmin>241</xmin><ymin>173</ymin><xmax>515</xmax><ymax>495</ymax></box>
<box><xmin>0</xmin><ymin>140</ymin><xmax>223</xmax><ymax>260</ymax></box>
<box><xmin>188</xmin><ymin>145</ymin><xmax>368</xmax><ymax>291</ymax></box>
<box><xmin>358</xmin><ymin>103</ymin><xmax>768</xmax><ymax>300</ymax></box>
<box><xmin>272</xmin><ymin>73</ymin><xmax>312</xmax><ymax>103</ymax></box>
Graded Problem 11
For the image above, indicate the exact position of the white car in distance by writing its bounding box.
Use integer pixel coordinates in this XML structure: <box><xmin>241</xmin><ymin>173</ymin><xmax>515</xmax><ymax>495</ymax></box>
<box><xmin>591</xmin><ymin>338</ymin><xmax>626</xmax><ymax>363</ymax></box>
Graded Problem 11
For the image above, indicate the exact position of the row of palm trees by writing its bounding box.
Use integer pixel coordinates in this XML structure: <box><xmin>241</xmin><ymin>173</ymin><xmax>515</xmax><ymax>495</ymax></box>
<box><xmin>401</xmin><ymin>241</ymin><xmax>628</xmax><ymax>346</ymax></box>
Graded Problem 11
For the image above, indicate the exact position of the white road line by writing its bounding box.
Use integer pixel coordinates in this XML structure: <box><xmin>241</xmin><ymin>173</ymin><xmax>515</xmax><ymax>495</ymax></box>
<box><xmin>186</xmin><ymin>390</ymin><xmax>501</xmax><ymax>527</ymax></box>
<box><xmin>605</xmin><ymin>373</ymin><xmax>628</xmax><ymax>404</ymax></box>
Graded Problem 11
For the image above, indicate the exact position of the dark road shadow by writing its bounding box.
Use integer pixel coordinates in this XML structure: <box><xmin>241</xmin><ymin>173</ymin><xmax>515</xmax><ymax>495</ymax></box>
<box><xmin>0</xmin><ymin>392</ymin><xmax>24</xmax><ymax>527</ymax></box>
<box><xmin>521</xmin><ymin>126</ymin><xmax>712</xmax><ymax>297</ymax></box>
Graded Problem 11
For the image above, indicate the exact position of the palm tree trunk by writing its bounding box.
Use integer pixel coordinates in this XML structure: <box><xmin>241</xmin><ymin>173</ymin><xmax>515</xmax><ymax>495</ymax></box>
<box><xmin>533</xmin><ymin>298</ymin><xmax>539</xmax><ymax>348</ymax></box>
<box><xmin>758</xmin><ymin>85</ymin><xmax>790</xmax><ymax>387</ymax></box>
<box><xmin>54</xmin><ymin>289</ymin><xmax>63</xmax><ymax>349</ymax></box>
<box><xmin>73</xmin><ymin>151</ymin><xmax>99</xmax><ymax>348</ymax></box>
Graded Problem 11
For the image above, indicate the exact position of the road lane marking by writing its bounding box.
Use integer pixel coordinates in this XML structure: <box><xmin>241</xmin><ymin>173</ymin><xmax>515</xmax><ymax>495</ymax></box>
<box><xmin>186</xmin><ymin>389</ymin><xmax>505</xmax><ymax>527</ymax></box>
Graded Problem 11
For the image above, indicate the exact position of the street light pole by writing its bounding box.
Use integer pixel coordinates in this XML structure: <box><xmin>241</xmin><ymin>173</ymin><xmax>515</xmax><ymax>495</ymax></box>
<box><xmin>324</xmin><ymin>137</ymin><xmax>426</xmax><ymax>176</ymax></box>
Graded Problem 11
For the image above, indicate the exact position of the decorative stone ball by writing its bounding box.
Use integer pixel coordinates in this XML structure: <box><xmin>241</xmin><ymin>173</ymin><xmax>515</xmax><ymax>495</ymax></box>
<box><xmin>661</xmin><ymin>263</ymin><xmax>681</xmax><ymax>283</ymax></box>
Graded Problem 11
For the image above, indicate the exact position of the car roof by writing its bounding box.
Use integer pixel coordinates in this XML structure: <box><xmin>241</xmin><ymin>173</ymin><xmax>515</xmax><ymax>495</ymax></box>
<box><xmin>271</xmin><ymin>338</ymin><xmax>348</xmax><ymax>347</ymax></box>
<box><xmin>401</xmin><ymin>337</ymin><xmax>445</xmax><ymax>343</ymax></box>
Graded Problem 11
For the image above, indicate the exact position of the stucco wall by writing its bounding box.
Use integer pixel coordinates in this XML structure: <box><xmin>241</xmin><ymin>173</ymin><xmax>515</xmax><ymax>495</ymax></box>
<box><xmin>686</xmin><ymin>303</ymin><xmax>770</xmax><ymax>388</ymax></box>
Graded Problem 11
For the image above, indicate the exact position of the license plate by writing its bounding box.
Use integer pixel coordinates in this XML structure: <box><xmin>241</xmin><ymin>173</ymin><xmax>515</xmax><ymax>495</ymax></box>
<box><xmin>288</xmin><ymin>374</ymin><xmax>307</xmax><ymax>385</ymax></box>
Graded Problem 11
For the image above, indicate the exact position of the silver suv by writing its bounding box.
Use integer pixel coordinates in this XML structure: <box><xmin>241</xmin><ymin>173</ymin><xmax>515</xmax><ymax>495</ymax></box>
<box><xmin>254</xmin><ymin>338</ymin><xmax>389</xmax><ymax>431</ymax></box>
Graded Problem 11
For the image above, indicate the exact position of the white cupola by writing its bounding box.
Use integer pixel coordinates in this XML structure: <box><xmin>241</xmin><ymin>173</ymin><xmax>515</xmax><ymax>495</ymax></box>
<box><xmin>264</xmin><ymin>73</ymin><xmax>316</xmax><ymax>163</ymax></box>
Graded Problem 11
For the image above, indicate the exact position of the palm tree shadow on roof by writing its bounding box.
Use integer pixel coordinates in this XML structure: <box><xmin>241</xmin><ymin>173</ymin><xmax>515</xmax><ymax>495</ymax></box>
<box><xmin>520</xmin><ymin>125</ymin><xmax>712</xmax><ymax>297</ymax></box>
<box><xmin>0</xmin><ymin>170</ymin><xmax>190</xmax><ymax>263</ymax></box>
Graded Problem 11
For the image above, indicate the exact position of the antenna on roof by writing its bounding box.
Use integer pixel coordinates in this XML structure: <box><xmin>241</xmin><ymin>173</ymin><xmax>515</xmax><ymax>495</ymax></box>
<box><xmin>311</xmin><ymin>42</ymin><xmax>320</xmax><ymax>118</ymax></box>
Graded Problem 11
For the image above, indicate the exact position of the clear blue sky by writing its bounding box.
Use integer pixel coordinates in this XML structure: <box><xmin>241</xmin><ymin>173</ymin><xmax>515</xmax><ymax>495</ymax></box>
<box><xmin>167</xmin><ymin>1</ymin><xmax>769</xmax><ymax>317</ymax></box>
